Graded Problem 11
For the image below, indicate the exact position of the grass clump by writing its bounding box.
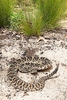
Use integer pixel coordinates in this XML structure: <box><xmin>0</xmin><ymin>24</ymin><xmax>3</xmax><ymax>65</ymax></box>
<box><xmin>10</xmin><ymin>11</ymin><xmax>22</xmax><ymax>31</ymax></box>
<box><xmin>37</xmin><ymin>0</ymin><xmax>67</xmax><ymax>30</ymax></box>
<box><xmin>10</xmin><ymin>0</ymin><xmax>67</xmax><ymax>36</ymax></box>
<box><xmin>19</xmin><ymin>0</ymin><xmax>67</xmax><ymax>36</ymax></box>
<box><xmin>0</xmin><ymin>0</ymin><xmax>12</xmax><ymax>27</ymax></box>
<box><xmin>20</xmin><ymin>9</ymin><xmax>43</xmax><ymax>36</ymax></box>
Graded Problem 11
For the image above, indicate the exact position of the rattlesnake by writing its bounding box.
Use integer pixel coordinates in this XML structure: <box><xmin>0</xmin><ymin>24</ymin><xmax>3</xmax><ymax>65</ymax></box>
<box><xmin>7</xmin><ymin>55</ymin><xmax>59</xmax><ymax>92</ymax></box>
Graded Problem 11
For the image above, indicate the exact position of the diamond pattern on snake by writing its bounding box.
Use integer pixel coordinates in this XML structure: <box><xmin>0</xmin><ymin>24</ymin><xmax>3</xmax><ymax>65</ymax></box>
<box><xmin>7</xmin><ymin>55</ymin><xmax>59</xmax><ymax>92</ymax></box>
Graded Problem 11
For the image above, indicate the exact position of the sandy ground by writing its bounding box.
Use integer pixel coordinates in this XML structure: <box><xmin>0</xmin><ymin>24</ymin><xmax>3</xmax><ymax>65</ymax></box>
<box><xmin>0</xmin><ymin>22</ymin><xmax>67</xmax><ymax>100</ymax></box>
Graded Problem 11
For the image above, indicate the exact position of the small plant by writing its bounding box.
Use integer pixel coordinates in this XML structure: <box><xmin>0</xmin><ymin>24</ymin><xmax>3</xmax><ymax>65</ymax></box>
<box><xmin>10</xmin><ymin>11</ymin><xmax>22</xmax><ymax>31</ymax></box>
<box><xmin>36</xmin><ymin>0</ymin><xmax>67</xmax><ymax>30</ymax></box>
<box><xmin>0</xmin><ymin>0</ymin><xmax>12</xmax><ymax>27</ymax></box>
<box><xmin>20</xmin><ymin>9</ymin><xmax>43</xmax><ymax>36</ymax></box>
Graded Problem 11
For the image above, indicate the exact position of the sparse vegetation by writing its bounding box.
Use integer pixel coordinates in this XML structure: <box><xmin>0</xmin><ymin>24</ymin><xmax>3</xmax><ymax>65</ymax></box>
<box><xmin>36</xmin><ymin>0</ymin><xmax>67</xmax><ymax>30</ymax></box>
<box><xmin>17</xmin><ymin>0</ymin><xmax>67</xmax><ymax>36</ymax></box>
<box><xmin>20</xmin><ymin>9</ymin><xmax>43</xmax><ymax>36</ymax></box>
<box><xmin>10</xmin><ymin>11</ymin><xmax>22</xmax><ymax>31</ymax></box>
<box><xmin>0</xmin><ymin>0</ymin><xmax>67</xmax><ymax>36</ymax></box>
<box><xmin>0</xmin><ymin>0</ymin><xmax>12</xmax><ymax>27</ymax></box>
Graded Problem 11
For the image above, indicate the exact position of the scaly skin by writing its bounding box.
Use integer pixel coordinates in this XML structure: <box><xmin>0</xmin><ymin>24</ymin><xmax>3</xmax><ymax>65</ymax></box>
<box><xmin>7</xmin><ymin>56</ymin><xmax>59</xmax><ymax>92</ymax></box>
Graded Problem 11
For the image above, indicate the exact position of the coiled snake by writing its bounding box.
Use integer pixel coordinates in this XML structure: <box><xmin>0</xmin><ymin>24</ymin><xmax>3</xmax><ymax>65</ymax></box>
<box><xmin>7</xmin><ymin>55</ymin><xmax>59</xmax><ymax>92</ymax></box>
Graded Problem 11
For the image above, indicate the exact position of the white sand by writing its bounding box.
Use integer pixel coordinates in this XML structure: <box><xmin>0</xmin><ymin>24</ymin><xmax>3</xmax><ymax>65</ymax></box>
<box><xmin>0</xmin><ymin>22</ymin><xmax>67</xmax><ymax>100</ymax></box>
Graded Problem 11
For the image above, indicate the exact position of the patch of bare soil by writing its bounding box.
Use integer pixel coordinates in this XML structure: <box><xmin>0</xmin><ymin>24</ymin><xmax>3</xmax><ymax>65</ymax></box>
<box><xmin>0</xmin><ymin>27</ymin><xmax>67</xmax><ymax>100</ymax></box>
